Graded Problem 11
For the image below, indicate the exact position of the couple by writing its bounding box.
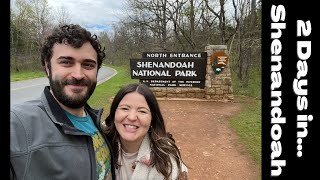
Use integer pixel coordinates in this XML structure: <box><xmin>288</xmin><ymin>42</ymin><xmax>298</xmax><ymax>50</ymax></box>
<box><xmin>10</xmin><ymin>24</ymin><xmax>188</xmax><ymax>180</ymax></box>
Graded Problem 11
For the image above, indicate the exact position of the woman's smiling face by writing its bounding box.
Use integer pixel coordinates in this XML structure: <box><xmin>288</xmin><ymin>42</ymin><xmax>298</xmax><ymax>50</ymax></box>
<box><xmin>115</xmin><ymin>92</ymin><xmax>151</xmax><ymax>152</ymax></box>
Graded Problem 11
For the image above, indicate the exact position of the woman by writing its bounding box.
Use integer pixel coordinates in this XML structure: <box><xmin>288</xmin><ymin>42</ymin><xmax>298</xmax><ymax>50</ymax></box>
<box><xmin>105</xmin><ymin>83</ymin><xmax>188</xmax><ymax>180</ymax></box>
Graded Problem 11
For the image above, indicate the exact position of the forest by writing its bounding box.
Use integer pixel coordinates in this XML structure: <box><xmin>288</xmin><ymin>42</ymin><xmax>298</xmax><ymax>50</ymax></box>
<box><xmin>10</xmin><ymin>0</ymin><xmax>261</xmax><ymax>91</ymax></box>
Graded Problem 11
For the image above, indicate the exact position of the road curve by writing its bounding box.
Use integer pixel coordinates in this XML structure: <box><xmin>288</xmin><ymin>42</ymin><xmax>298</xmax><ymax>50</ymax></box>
<box><xmin>10</xmin><ymin>66</ymin><xmax>117</xmax><ymax>107</ymax></box>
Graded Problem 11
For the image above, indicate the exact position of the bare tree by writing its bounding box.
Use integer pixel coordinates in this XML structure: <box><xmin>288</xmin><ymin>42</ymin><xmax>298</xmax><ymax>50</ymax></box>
<box><xmin>54</xmin><ymin>6</ymin><xmax>72</xmax><ymax>26</ymax></box>
<box><xmin>231</xmin><ymin>0</ymin><xmax>259</xmax><ymax>87</ymax></box>
<box><xmin>29</xmin><ymin>0</ymin><xmax>53</xmax><ymax>51</ymax></box>
<box><xmin>126</xmin><ymin>0</ymin><xmax>169</xmax><ymax>50</ymax></box>
<box><xmin>204</xmin><ymin>0</ymin><xmax>228</xmax><ymax>44</ymax></box>
<box><xmin>166</xmin><ymin>0</ymin><xmax>199</xmax><ymax>49</ymax></box>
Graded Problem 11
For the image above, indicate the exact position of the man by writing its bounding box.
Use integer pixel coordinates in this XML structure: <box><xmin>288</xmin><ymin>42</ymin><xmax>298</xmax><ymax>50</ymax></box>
<box><xmin>10</xmin><ymin>24</ymin><xmax>115</xmax><ymax>180</ymax></box>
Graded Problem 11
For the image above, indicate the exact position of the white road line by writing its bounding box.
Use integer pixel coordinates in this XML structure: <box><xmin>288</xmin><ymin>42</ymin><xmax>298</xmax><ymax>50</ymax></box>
<box><xmin>11</xmin><ymin>83</ymin><xmax>48</xmax><ymax>91</ymax></box>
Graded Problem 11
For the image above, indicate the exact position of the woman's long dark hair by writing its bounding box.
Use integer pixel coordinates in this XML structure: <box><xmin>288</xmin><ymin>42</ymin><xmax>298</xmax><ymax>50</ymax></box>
<box><xmin>105</xmin><ymin>83</ymin><xmax>185</xmax><ymax>179</ymax></box>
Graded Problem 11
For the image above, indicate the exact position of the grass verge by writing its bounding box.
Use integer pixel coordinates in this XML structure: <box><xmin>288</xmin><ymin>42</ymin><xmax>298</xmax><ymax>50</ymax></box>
<box><xmin>230</xmin><ymin>96</ymin><xmax>261</xmax><ymax>178</ymax></box>
<box><xmin>10</xmin><ymin>70</ymin><xmax>46</xmax><ymax>81</ymax></box>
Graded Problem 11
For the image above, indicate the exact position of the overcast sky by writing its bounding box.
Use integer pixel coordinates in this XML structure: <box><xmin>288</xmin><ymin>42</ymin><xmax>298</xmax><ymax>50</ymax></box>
<box><xmin>47</xmin><ymin>0</ymin><xmax>127</xmax><ymax>34</ymax></box>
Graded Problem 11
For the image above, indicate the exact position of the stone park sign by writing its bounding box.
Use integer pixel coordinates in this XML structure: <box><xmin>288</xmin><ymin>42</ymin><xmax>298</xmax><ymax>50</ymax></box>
<box><xmin>130</xmin><ymin>45</ymin><xmax>234</xmax><ymax>101</ymax></box>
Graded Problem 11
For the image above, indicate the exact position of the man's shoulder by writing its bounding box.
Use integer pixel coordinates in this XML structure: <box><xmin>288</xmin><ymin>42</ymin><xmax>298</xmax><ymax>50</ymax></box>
<box><xmin>10</xmin><ymin>99</ymin><xmax>54</xmax><ymax>141</ymax></box>
<box><xmin>10</xmin><ymin>99</ymin><xmax>46</xmax><ymax>121</ymax></box>
<box><xmin>11</xmin><ymin>99</ymin><xmax>43</xmax><ymax>112</ymax></box>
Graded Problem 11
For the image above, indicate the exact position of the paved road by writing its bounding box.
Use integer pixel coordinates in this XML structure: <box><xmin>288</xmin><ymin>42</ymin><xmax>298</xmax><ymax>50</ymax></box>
<box><xmin>10</xmin><ymin>66</ymin><xmax>117</xmax><ymax>107</ymax></box>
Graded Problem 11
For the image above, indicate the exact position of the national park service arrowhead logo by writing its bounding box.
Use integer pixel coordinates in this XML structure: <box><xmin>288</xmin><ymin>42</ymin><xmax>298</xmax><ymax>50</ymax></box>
<box><xmin>210</xmin><ymin>52</ymin><xmax>229</xmax><ymax>74</ymax></box>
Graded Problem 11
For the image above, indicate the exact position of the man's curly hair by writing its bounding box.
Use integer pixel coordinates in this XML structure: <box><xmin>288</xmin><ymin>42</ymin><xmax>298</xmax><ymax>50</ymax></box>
<box><xmin>41</xmin><ymin>24</ymin><xmax>105</xmax><ymax>70</ymax></box>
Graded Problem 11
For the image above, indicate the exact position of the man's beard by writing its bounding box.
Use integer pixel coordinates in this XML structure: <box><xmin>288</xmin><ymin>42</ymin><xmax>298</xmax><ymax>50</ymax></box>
<box><xmin>49</xmin><ymin>74</ymin><xmax>97</xmax><ymax>108</ymax></box>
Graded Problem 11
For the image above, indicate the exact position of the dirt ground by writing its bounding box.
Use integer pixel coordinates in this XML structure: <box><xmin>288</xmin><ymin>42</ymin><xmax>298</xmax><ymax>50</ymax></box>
<box><xmin>158</xmin><ymin>99</ymin><xmax>260</xmax><ymax>180</ymax></box>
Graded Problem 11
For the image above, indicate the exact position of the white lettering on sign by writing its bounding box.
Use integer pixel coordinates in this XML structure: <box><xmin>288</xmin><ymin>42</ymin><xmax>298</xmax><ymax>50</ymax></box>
<box><xmin>169</xmin><ymin>53</ymin><xmax>202</xmax><ymax>58</ymax></box>
<box><xmin>146</xmin><ymin>53</ymin><xmax>167</xmax><ymax>58</ymax></box>
<box><xmin>132</xmin><ymin>70</ymin><xmax>171</xmax><ymax>76</ymax></box>
<box><xmin>175</xmin><ymin>70</ymin><xmax>197</xmax><ymax>77</ymax></box>
<box><xmin>137</xmin><ymin>61</ymin><xmax>194</xmax><ymax>68</ymax></box>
